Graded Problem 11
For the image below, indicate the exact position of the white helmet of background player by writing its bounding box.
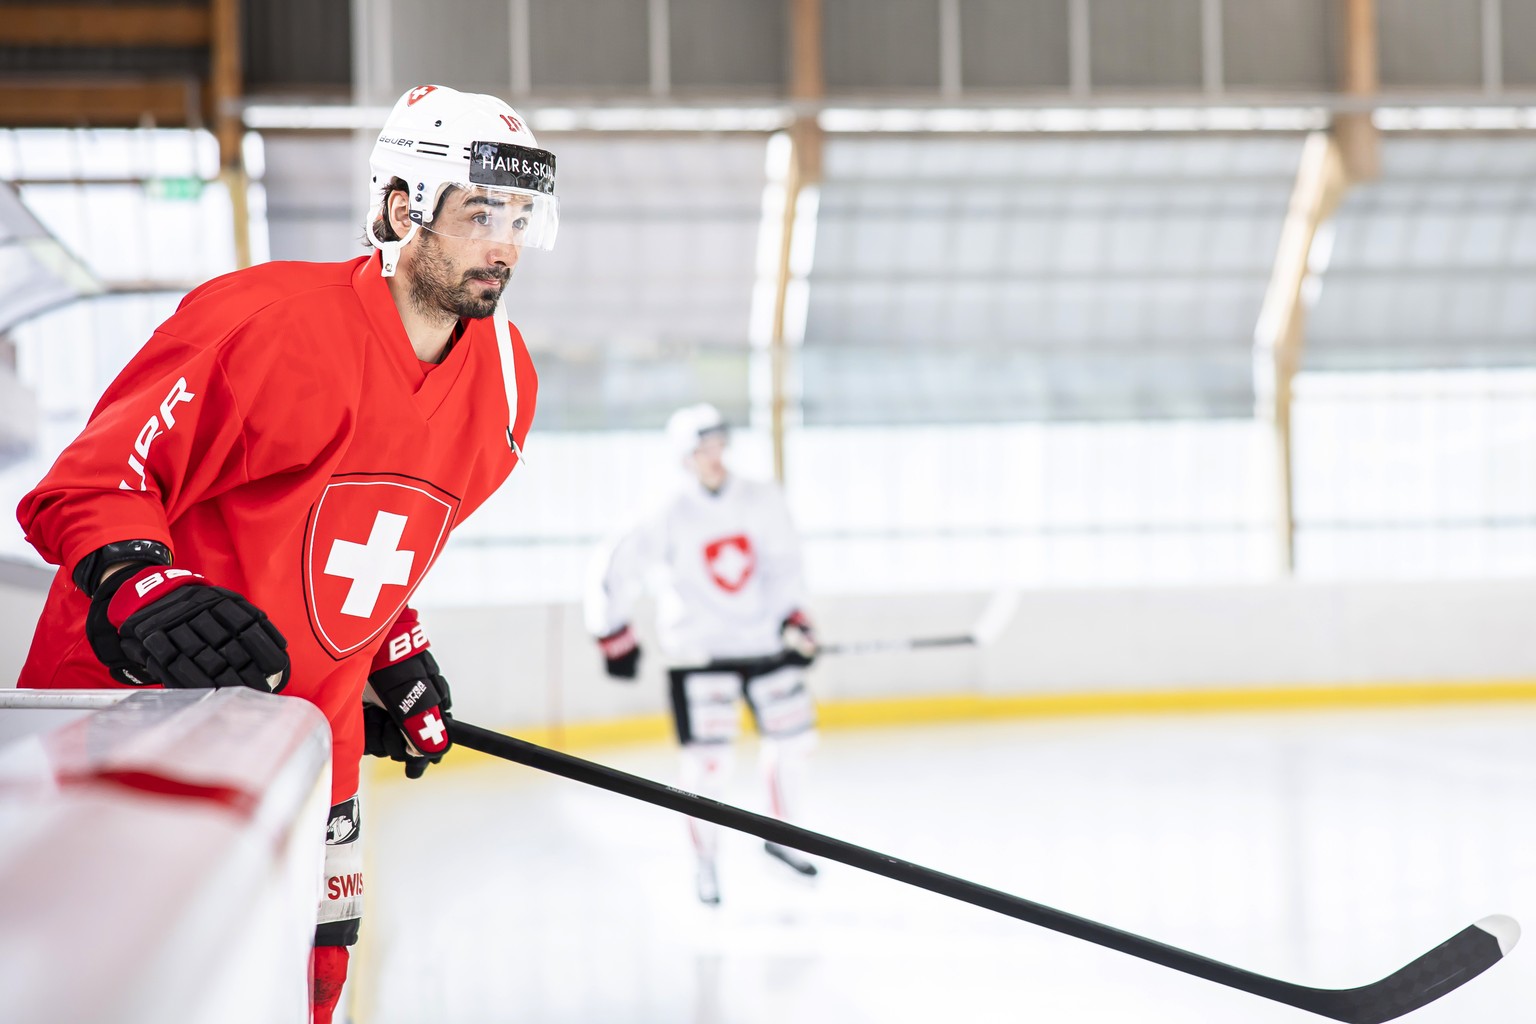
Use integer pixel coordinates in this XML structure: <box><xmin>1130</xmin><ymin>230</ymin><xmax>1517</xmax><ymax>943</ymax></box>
<box><xmin>366</xmin><ymin>84</ymin><xmax>559</xmax><ymax>277</ymax></box>
<box><xmin>667</xmin><ymin>403</ymin><xmax>728</xmax><ymax>464</ymax></box>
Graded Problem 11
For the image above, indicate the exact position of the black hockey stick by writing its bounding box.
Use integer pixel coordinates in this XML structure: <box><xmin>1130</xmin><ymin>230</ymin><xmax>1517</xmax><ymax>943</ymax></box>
<box><xmin>450</xmin><ymin>717</ymin><xmax>1517</xmax><ymax>1023</ymax></box>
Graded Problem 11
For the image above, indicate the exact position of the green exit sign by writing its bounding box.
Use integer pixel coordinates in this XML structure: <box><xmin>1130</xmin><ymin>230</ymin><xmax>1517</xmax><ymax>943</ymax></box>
<box><xmin>144</xmin><ymin>177</ymin><xmax>205</xmax><ymax>200</ymax></box>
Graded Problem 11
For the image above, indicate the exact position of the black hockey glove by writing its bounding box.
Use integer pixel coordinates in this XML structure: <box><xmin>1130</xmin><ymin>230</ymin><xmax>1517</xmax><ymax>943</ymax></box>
<box><xmin>597</xmin><ymin>624</ymin><xmax>640</xmax><ymax>680</ymax></box>
<box><xmin>363</xmin><ymin>608</ymin><xmax>452</xmax><ymax>779</ymax></box>
<box><xmin>85</xmin><ymin>563</ymin><xmax>290</xmax><ymax>691</ymax></box>
<box><xmin>780</xmin><ymin>609</ymin><xmax>818</xmax><ymax>668</ymax></box>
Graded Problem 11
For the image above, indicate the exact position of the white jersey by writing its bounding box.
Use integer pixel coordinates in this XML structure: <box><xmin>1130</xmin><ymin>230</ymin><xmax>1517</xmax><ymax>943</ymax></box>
<box><xmin>586</xmin><ymin>474</ymin><xmax>805</xmax><ymax>664</ymax></box>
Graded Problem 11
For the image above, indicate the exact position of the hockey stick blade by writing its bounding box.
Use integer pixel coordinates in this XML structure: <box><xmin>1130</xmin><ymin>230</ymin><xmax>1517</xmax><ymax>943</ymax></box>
<box><xmin>1291</xmin><ymin>915</ymin><xmax>1516</xmax><ymax>1024</ymax></box>
<box><xmin>449</xmin><ymin>719</ymin><xmax>1516</xmax><ymax>1022</ymax></box>
<box><xmin>968</xmin><ymin>588</ymin><xmax>1020</xmax><ymax>647</ymax></box>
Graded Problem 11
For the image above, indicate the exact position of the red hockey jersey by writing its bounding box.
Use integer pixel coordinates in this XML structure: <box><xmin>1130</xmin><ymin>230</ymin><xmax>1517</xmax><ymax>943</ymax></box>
<box><xmin>18</xmin><ymin>252</ymin><xmax>535</xmax><ymax>800</ymax></box>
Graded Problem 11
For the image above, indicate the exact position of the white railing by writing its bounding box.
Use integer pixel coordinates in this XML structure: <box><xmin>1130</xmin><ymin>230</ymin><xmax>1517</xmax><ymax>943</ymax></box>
<box><xmin>0</xmin><ymin>687</ymin><xmax>331</xmax><ymax>1024</ymax></box>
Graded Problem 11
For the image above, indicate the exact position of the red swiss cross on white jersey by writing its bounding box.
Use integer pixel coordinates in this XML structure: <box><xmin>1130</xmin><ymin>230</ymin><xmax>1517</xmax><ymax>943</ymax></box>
<box><xmin>304</xmin><ymin>474</ymin><xmax>459</xmax><ymax>658</ymax></box>
<box><xmin>703</xmin><ymin>534</ymin><xmax>755</xmax><ymax>593</ymax></box>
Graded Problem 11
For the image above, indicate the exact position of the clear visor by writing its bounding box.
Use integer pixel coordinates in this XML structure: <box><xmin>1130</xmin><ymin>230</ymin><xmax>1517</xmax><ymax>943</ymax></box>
<box><xmin>694</xmin><ymin>426</ymin><xmax>729</xmax><ymax>454</ymax></box>
<box><xmin>421</xmin><ymin>184</ymin><xmax>560</xmax><ymax>251</ymax></box>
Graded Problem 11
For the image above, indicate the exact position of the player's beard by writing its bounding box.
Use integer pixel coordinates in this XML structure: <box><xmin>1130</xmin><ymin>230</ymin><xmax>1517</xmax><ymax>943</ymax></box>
<box><xmin>410</xmin><ymin>230</ymin><xmax>511</xmax><ymax>321</ymax></box>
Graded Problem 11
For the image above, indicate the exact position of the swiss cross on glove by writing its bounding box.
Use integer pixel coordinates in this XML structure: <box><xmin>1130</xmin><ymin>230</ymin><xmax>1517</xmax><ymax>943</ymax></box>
<box><xmin>85</xmin><ymin>564</ymin><xmax>291</xmax><ymax>691</ymax></box>
<box><xmin>363</xmin><ymin>608</ymin><xmax>452</xmax><ymax>779</ymax></box>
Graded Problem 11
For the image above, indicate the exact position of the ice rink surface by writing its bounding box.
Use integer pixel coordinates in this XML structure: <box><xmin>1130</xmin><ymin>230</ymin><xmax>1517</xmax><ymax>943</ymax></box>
<box><xmin>361</xmin><ymin>705</ymin><xmax>1536</xmax><ymax>1023</ymax></box>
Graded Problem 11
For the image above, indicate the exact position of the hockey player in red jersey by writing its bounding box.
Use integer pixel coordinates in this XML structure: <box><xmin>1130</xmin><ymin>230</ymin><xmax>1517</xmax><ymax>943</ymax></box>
<box><xmin>16</xmin><ymin>84</ymin><xmax>554</xmax><ymax>1021</ymax></box>
<box><xmin>586</xmin><ymin>404</ymin><xmax>821</xmax><ymax>906</ymax></box>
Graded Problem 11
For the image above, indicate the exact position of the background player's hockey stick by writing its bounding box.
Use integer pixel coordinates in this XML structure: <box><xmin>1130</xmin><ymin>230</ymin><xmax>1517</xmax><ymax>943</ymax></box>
<box><xmin>449</xmin><ymin>717</ymin><xmax>1516</xmax><ymax>1024</ymax></box>
<box><xmin>819</xmin><ymin>588</ymin><xmax>1020</xmax><ymax>656</ymax></box>
<box><xmin>704</xmin><ymin>589</ymin><xmax>1022</xmax><ymax>670</ymax></box>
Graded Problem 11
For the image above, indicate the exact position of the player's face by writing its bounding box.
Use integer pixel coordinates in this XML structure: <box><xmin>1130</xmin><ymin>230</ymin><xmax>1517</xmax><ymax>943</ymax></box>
<box><xmin>432</xmin><ymin>187</ymin><xmax>535</xmax><ymax>248</ymax></box>
<box><xmin>409</xmin><ymin>189</ymin><xmax>528</xmax><ymax>320</ymax></box>
<box><xmin>689</xmin><ymin>432</ymin><xmax>728</xmax><ymax>489</ymax></box>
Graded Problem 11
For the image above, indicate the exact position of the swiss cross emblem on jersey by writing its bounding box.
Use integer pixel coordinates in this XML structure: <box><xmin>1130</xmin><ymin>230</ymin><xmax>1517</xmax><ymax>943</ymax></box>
<box><xmin>703</xmin><ymin>534</ymin><xmax>755</xmax><ymax>593</ymax></box>
<box><xmin>303</xmin><ymin>474</ymin><xmax>460</xmax><ymax>658</ymax></box>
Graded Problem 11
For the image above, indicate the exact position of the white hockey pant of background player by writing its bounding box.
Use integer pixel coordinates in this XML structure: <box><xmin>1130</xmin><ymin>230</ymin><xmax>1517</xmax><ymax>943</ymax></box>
<box><xmin>671</xmin><ymin>663</ymin><xmax>818</xmax><ymax>865</ymax></box>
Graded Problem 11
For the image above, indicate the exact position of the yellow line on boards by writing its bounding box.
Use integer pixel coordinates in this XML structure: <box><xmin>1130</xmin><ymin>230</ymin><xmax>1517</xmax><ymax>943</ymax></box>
<box><xmin>818</xmin><ymin>680</ymin><xmax>1536</xmax><ymax>727</ymax></box>
<box><xmin>367</xmin><ymin>680</ymin><xmax>1536</xmax><ymax>785</ymax></box>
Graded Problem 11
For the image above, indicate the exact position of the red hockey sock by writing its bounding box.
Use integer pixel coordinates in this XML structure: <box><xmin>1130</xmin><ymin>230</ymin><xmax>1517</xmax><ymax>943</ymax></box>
<box><xmin>310</xmin><ymin>944</ymin><xmax>349</xmax><ymax>1024</ymax></box>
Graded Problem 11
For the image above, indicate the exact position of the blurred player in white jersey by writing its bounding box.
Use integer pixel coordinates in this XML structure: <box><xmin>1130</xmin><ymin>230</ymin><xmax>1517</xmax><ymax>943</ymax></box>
<box><xmin>586</xmin><ymin>403</ymin><xmax>820</xmax><ymax>904</ymax></box>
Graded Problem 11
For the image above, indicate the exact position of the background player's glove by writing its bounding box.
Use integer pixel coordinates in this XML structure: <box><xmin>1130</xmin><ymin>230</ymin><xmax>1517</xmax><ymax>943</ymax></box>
<box><xmin>85</xmin><ymin>564</ymin><xmax>290</xmax><ymax>691</ymax></box>
<box><xmin>780</xmin><ymin>609</ymin><xmax>818</xmax><ymax>667</ymax></box>
<box><xmin>363</xmin><ymin>608</ymin><xmax>451</xmax><ymax>779</ymax></box>
<box><xmin>597</xmin><ymin>625</ymin><xmax>640</xmax><ymax>680</ymax></box>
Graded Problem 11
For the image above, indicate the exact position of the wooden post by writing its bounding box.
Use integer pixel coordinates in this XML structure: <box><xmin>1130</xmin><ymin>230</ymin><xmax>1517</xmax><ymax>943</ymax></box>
<box><xmin>210</xmin><ymin>0</ymin><xmax>250</xmax><ymax>268</ymax></box>
<box><xmin>770</xmin><ymin>0</ymin><xmax>824</xmax><ymax>484</ymax></box>
<box><xmin>1335</xmin><ymin>0</ymin><xmax>1379</xmax><ymax>182</ymax></box>
<box><xmin>1253</xmin><ymin>133</ymin><xmax>1350</xmax><ymax>574</ymax></box>
<box><xmin>1252</xmin><ymin>0</ymin><xmax>1374</xmax><ymax>575</ymax></box>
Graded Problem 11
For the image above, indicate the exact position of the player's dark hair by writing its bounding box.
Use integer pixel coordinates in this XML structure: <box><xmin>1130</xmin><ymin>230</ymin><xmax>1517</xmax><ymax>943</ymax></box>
<box><xmin>366</xmin><ymin>177</ymin><xmax>461</xmax><ymax>248</ymax></box>
<box><xmin>369</xmin><ymin>176</ymin><xmax>411</xmax><ymax>244</ymax></box>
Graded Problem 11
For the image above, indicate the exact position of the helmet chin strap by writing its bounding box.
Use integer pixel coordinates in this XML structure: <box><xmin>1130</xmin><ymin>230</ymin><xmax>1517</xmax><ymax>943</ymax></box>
<box><xmin>493</xmin><ymin>297</ymin><xmax>526</xmax><ymax>462</ymax></box>
<box><xmin>366</xmin><ymin>219</ymin><xmax>419</xmax><ymax>278</ymax></box>
<box><xmin>369</xmin><ymin>210</ymin><xmax>522</xmax><ymax>459</ymax></box>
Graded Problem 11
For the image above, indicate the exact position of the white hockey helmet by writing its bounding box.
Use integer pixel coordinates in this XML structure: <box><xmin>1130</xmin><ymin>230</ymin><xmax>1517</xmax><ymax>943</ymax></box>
<box><xmin>366</xmin><ymin>84</ymin><xmax>559</xmax><ymax>275</ymax></box>
<box><xmin>666</xmin><ymin>403</ymin><xmax>729</xmax><ymax>462</ymax></box>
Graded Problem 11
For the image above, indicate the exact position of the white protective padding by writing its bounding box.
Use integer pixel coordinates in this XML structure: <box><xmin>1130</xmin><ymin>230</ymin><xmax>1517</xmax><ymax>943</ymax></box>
<box><xmin>0</xmin><ymin>688</ymin><xmax>331</xmax><ymax>1024</ymax></box>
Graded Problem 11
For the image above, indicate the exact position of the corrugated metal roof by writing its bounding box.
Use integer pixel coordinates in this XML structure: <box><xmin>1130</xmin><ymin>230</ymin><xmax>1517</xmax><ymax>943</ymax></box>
<box><xmin>803</xmin><ymin>135</ymin><xmax>1302</xmax><ymax>423</ymax></box>
<box><xmin>1308</xmin><ymin>138</ymin><xmax>1536</xmax><ymax>371</ymax></box>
